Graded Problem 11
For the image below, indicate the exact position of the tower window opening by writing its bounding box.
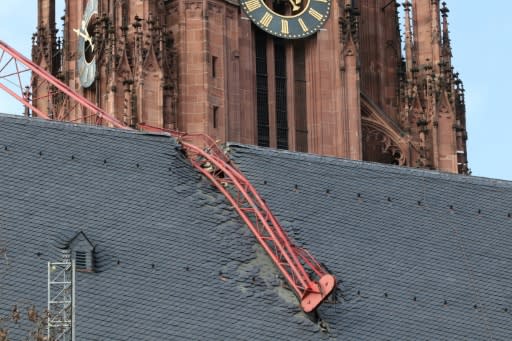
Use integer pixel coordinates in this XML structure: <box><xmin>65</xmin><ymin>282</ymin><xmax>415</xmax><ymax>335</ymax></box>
<box><xmin>274</xmin><ymin>38</ymin><xmax>288</xmax><ymax>149</ymax></box>
<box><xmin>294</xmin><ymin>41</ymin><xmax>307</xmax><ymax>152</ymax></box>
<box><xmin>212</xmin><ymin>56</ymin><xmax>218</xmax><ymax>78</ymax></box>
<box><xmin>255</xmin><ymin>30</ymin><xmax>270</xmax><ymax>147</ymax></box>
<box><xmin>213</xmin><ymin>106</ymin><xmax>219</xmax><ymax>129</ymax></box>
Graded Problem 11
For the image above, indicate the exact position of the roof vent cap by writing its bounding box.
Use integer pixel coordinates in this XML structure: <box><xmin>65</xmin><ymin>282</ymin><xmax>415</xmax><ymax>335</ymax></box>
<box><xmin>63</xmin><ymin>231</ymin><xmax>95</xmax><ymax>272</ymax></box>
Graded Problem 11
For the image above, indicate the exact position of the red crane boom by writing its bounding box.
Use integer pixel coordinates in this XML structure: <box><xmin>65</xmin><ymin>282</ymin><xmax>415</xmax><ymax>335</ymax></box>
<box><xmin>0</xmin><ymin>40</ymin><xmax>336</xmax><ymax>312</ymax></box>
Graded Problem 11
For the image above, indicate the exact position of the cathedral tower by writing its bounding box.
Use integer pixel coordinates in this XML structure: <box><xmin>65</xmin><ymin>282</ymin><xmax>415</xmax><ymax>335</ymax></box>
<box><xmin>32</xmin><ymin>0</ymin><xmax>468</xmax><ymax>173</ymax></box>
<box><xmin>400</xmin><ymin>0</ymin><xmax>468</xmax><ymax>173</ymax></box>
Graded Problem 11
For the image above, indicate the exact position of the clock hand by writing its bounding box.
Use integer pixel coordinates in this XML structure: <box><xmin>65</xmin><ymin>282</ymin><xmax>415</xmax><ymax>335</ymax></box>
<box><xmin>73</xmin><ymin>28</ymin><xmax>87</xmax><ymax>40</ymax></box>
<box><xmin>73</xmin><ymin>28</ymin><xmax>95</xmax><ymax>52</ymax></box>
<box><xmin>288</xmin><ymin>0</ymin><xmax>300</xmax><ymax>12</ymax></box>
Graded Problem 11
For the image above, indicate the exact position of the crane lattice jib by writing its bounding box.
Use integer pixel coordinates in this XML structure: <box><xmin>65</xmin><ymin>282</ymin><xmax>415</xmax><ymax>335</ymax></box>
<box><xmin>140</xmin><ymin>124</ymin><xmax>336</xmax><ymax>311</ymax></box>
<box><xmin>0</xmin><ymin>40</ymin><xmax>336</xmax><ymax>312</ymax></box>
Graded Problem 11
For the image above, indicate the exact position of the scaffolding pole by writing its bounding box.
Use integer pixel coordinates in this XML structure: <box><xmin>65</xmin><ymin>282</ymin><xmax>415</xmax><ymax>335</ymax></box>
<box><xmin>48</xmin><ymin>259</ymin><xmax>75</xmax><ymax>341</ymax></box>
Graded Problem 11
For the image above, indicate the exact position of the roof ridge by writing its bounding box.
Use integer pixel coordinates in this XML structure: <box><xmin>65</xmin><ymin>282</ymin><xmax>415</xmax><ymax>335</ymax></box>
<box><xmin>0</xmin><ymin>113</ymin><xmax>171</xmax><ymax>141</ymax></box>
<box><xmin>228</xmin><ymin>142</ymin><xmax>512</xmax><ymax>188</ymax></box>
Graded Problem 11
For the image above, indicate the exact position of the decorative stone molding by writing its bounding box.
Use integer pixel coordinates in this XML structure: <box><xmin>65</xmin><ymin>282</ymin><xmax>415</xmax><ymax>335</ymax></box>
<box><xmin>362</xmin><ymin>123</ymin><xmax>406</xmax><ymax>166</ymax></box>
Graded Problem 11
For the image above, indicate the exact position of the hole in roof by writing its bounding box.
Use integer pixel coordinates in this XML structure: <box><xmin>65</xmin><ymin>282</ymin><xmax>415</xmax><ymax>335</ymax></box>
<box><xmin>477</xmin><ymin>209</ymin><xmax>481</xmax><ymax>215</ymax></box>
<box><xmin>326</xmin><ymin>189</ymin><xmax>330</xmax><ymax>194</ymax></box>
<box><xmin>413</xmin><ymin>296</ymin><xmax>416</xmax><ymax>301</ymax></box>
<box><xmin>103</xmin><ymin>159</ymin><xmax>107</xmax><ymax>164</ymax></box>
<box><xmin>449</xmin><ymin>205</ymin><xmax>454</xmax><ymax>210</ymax></box>
<box><xmin>357</xmin><ymin>193</ymin><xmax>361</xmax><ymax>198</ymax></box>
<box><xmin>39</xmin><ymin>151</ymin><xmax>43</xmax><ymax>156</ymax></box>
<box><xmin>117</xmin><ymin>259</ymin><xmax>120</xmax><ymax>265</ymax></box>
<box><xmin>71</xmin><ymin>155</ymin><xmax>75</xmax><ymax>160</ymax></box>
<box><xmin>3</xmin><ymin>146</ymin><xmax>7</xmax><ymax>151</ymax></box>
<box><xmin>417</xmin><ymin>200</ymin><xmax>422</xmax><ymax>206</ymax></box>
<box><xmin>474</xmin><ymin>304</ymin><xmax>478</xmax><ymax>309</ymax></box>
<box><xmin>294</xmin><ymin>184</ymin><xmax>298</xmax><ymax>191</ymax></box>
<box><xmin>508</xmin><ymin>213</ymin><xmax>511</xmax><ymax>218</ymax></box>
<box><xmin>263</xmin><ymin>180</ymin><xmax>267</xmax><ymax>185</ymax></box>
<box><xmin>387</xmin><ymin>197</ymin><xmax>392</xmax><ymax>202</ymax></box>
<box><xmin>136</xmin><ymin>163</ymin><xmax>140</xmax><ymax>168</ymax></box>
<box><xmin>384</xmin><ymin>292</ymin><xmax>388</xmax><ymax>298</ymax></box>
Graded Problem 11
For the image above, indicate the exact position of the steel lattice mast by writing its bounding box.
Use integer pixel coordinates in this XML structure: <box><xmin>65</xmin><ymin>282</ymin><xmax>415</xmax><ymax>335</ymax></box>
<box><xmin>0</xmin><ymin>39</ymin><xmax>336</xmax><ymax>313</ymax></box>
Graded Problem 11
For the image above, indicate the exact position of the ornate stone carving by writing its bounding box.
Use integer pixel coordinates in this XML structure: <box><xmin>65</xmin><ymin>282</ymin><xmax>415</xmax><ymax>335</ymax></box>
<box><xmin>339</xmin><ymin>1</ymin><xmax>359</xmax><ymax>45</ymax></box>
<box><xmin>362</xmin><ymin>124</ymin><xmax>406</xmax><ymax>166</ymax></box>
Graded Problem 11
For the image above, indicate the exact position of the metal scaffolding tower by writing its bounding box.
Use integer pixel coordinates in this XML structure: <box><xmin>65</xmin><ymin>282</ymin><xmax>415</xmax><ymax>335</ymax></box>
<box><xmin>48</xmin><ymin>256</ymin><xmax>75</xmax><ymax>341</ymax></box>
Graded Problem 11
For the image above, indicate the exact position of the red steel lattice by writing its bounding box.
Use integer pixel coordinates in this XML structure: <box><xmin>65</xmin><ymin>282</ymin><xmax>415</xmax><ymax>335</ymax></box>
<box><xmin>140</xmin><ymin>124</ymin><xmax>336</xmax><ymax>312</ymax></box>
<box><xmin>0</xmin><ymin>40</ymin><xmax>127</xmax><ymax>128</ymax></box>
<box><xmin>0</xmin><ymin>39</ymin><xmax>336</xmax><ymax>312</ymax></box>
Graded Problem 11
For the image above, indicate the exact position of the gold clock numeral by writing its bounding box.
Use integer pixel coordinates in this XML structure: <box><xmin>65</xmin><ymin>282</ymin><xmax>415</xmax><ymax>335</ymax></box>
<box><xmin>281</xmin><ymin>19</ymin><xmax>289</xmax><ymax>34</ymax></box>
<box><xmin>308</xmin><ymin>8</ymin><xmax>324</xmax><ymax>21</ymax></box>
<box><xmin>245</xmin><ymin>0</ymin><xmax>261</xmax><ymax>12</ymax></box>
<box><xmin>298</xmin><ymin>18</ymin><xmax>308</xmax><ymax>32</ymax></box>
<box><xmin>259</xmin><ymin>12</ymin><xmax>273</xmax><ymax>28</ymax></box>
<box><xmin>314</xmin><ymin>0</ymin><xmax>328</xmax><ymax>2</ymax></box>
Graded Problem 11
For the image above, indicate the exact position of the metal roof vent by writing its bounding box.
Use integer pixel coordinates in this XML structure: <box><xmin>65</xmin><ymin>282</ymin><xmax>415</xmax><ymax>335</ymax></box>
<box><xmin>67</xmin><ymin>231</ymin><xmax>95</xmax><ymax>272</ymax></box>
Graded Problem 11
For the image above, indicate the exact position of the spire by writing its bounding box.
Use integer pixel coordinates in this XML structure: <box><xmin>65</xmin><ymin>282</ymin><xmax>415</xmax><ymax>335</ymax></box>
<box><xmin>411</xmin><ymin>0</ymin><xmax>442</xmax><ymax>70</ymax></box>
<box><xmin>403</xmin><ymin>1</ymin><xmax>414</xmax><ymax>78</ymax></box>
<box><xmin>37</xmin><ymin>0</ymin><xmax>55</xmax><ymax>28</ymax></box>
<box><xmin>441</xmin><ymin>1</ymin><xmax>452</xmax><ymax>66</ymax></box>
<box><xmin>34</xmin><ymin>0</ymin><xmax>59</xmax><ymax>74</ymax></box>
<box><xmin>430</xmin><ymin>0</ymin><xmax>441</xmax><ymax>73</ymax></box>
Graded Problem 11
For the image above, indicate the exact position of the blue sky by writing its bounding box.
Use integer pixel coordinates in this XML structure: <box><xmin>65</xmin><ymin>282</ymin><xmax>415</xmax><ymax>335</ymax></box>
<box><xmin>0</xmin><ymin>1</ymin><xmax>510</xmax><ymax>181</ymax></box>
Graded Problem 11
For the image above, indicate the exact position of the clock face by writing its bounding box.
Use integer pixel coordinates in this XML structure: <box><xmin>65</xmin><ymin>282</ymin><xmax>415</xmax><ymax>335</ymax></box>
<box><xmin>75</xmin><ymin>0</ymin><xmax>98</xmax><ymax>88</ymax></box>
<box><xmin>240</xmin><ymin>0</ymin><xmax>331</xmax><ymax>39</ymax></box>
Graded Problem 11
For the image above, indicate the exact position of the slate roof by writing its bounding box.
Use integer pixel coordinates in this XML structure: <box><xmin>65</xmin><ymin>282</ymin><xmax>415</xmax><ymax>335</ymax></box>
<box><xmin>1</xmin><ymin>114</ymin><xmax>512</xmax><ymax>340</ymax></box>
<box><xmin>229</xmin><ymin>143</ymin><xmax>512</xmax><ymax>340</ymax></box>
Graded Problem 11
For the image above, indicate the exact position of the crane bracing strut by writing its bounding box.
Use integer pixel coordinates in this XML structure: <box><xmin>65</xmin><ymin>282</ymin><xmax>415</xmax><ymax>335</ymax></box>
<box><xmin>0</xmin><ymin>39</ymin><xmax>336</xmax><ymax>312</ymax></box>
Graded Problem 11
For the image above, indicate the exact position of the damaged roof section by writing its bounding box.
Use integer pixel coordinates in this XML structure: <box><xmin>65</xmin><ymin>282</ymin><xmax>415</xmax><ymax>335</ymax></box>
<box><xmin>229</xmin><ymin>143</ymin><xmax>512</xmax><ymax>340</ymax></box>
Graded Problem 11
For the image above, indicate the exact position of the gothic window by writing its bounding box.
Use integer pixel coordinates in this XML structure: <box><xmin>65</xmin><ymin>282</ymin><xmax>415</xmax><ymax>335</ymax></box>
<box><xmin>213</xmin><ymin>106</ymin><xmax>219</xmax><ymax>129</ymax></box>
<box><xmin>212</xmin><ymin>56</ymin><xmax>218</xmax><ymax>78</ymax></box>
<box><xmin>294</xmin><ymin>41</ymin><xmax>308</xmax><ymax>152</ymax></box>
<box><xmin>274</xmin><ymin>38</ymin><xmax>288</xmax><ymax>150</ymax></box>
<box><xmin>255</xmin><ymin>29</ymin><xmax>270</xmax><ymax>147</ymax></box>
